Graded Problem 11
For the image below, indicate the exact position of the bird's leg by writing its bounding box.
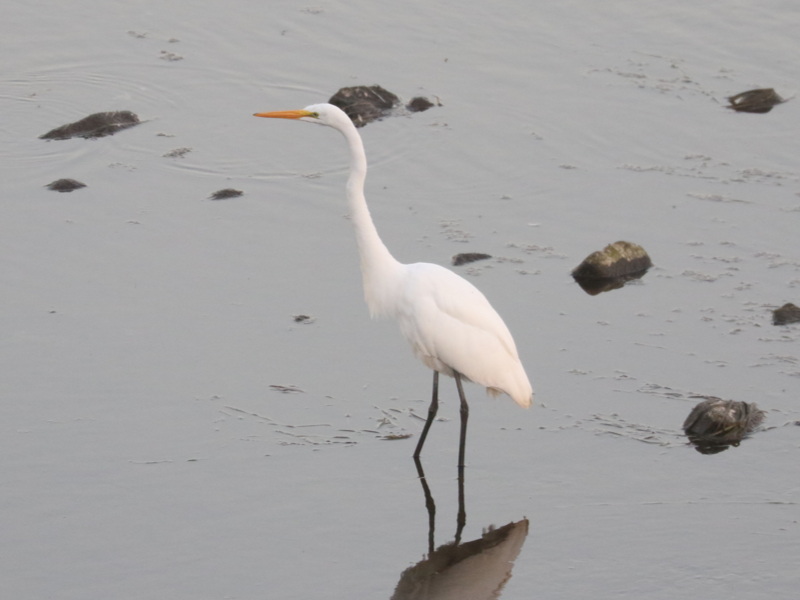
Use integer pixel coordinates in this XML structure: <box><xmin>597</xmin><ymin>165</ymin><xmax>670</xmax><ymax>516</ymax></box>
<box><xmin>413</xmin><ymin>456</ymin><xmax>436</xmax><ymax>555</ymax></box>
<box><xmin>455</xmin><ymin>461</ymin><xmax>466</xmax><ymax>546</ymax></box>
<box><xmin>413</xmin><ymin>371</ymin><xmax>439</xmax><ymax>459</ymax></box>
<box><xmin>455</xmin><ymin>372</ymin><xmax>469</xmax><ymax>469</ymax></box>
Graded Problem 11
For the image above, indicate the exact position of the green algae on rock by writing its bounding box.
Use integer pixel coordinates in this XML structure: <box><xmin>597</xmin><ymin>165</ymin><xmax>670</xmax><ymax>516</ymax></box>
<box><xmin>572</xmin><ymin>241</ymin><xmax>651</xmax><ymax>294</ymax></box>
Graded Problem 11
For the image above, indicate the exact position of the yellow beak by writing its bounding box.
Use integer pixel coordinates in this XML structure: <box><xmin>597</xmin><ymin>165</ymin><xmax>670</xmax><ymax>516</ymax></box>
<box><xmin>253</xmin><ymin>110</ymin><xmax>314</xmax><ymax>119</ymax></box>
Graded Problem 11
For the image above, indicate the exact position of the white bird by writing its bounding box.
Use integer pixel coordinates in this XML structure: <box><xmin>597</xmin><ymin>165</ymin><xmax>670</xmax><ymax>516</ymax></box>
<box><xmin>255</xmin><ymin>103</ymin><xmax>532</xmax><ymax>466</ymax></box>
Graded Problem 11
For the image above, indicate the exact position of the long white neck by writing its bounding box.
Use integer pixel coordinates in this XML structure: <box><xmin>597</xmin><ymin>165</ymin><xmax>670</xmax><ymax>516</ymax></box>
<box><xmin>337</xmin><ymin>123</ymin><xmax>404</xmax><ymax>318</ymax></box>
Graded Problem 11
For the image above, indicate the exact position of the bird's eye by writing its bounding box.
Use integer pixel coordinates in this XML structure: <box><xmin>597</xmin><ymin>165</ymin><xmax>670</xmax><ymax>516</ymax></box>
<box><xmin>310</xmin><ymin>112</ymin><xmax>320</xmax><ymax>118</ymax></box>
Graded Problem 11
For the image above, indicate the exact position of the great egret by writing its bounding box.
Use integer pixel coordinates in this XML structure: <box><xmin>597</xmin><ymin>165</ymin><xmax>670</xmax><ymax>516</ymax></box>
<box><xmin>255</xmin><ymin>103</ymin><xmax>532</xmax><ymax>466</ymax></box>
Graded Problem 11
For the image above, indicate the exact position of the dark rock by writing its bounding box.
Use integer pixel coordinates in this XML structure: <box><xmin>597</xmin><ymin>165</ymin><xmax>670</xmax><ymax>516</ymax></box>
<box><xmin>407</xmin><ymin>97</ymin><xmax>435</xmax><ymax>113</ymax></box>
<box><xmin>683</xmin><ymin>397</ymin><xmax>765</xmax><ymax>454</ymax></box>
<box><xmin>572</xmin><ymin>241</ymin><xmax>651</xmax><ymax>295</ymax></box>
<box><xmin>46</xmin><ymin>178</ymin><xmax>87</xmax><ymax>193</ymax></box>
<box><xmin>210</xmin><ymin>188</ymin><xmax>243</xmax><ymax>200</ymax></box>
<box><xmin>40</xmin><ymin>111</ymin><xmax>140</xmax><ymax>140</ymax></box>
<box><xmin>329</xmin><ymin>85</ymin><xmax>400</xmax><ymax>127</ymax></box>
<box><xmin>772</xmin><ymin>303</ymin><xmax>800</xmax><ymax>326</ymax></box>
<box><xmin>452</xmin><ymin>252</ymin><xmax>492</xmax><ymax>266</ymax></box>
<box><xmin>726</xmin><ymin>88</ymin><xmax>785</xmax><ymax>114</ymax></box>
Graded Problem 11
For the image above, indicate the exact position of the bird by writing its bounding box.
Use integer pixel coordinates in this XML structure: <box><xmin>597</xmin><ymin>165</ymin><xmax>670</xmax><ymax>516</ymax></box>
<box><xmin>254</xmin><ymin>103</ymin><xmax>532</xmax><ymax>467</ymax></box>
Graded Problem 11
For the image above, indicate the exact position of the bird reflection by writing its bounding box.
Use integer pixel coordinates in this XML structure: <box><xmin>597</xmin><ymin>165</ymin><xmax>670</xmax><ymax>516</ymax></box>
<box><xmin>391</xmin><ymin>459</ymin><xmax>528</xmax><ymax>599</ymax></box>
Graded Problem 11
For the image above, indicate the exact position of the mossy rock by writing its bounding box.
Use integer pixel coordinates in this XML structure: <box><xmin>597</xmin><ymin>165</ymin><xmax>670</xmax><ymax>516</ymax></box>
<box><xmin>572</xmin><ymin>241</ymin><xmax>651</xmax><ymax>279</ymax></box>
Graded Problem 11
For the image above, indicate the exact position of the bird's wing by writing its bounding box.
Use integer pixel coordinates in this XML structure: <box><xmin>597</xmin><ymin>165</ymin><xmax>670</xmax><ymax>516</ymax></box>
<box><xmin>399</xmin><ymin>263</ymin><xmax>520</xmax><ymax>362</ymax></box>
<box><xmin>396</xmin><ymin>263</ymin><xmax>532</xmax><ymax>406</ymax></box>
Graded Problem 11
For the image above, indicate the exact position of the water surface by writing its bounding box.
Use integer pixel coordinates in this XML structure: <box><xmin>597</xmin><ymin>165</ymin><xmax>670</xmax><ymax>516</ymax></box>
<box><xmin>2</xmin><ymin>1</ymin><xmax>799</xmax><ymax>598</ymax></box>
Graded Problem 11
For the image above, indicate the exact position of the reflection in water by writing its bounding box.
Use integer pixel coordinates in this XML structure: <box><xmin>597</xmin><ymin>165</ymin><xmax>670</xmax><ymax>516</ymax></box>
<box><xmin>391</xmin><ymin>459</ymin><xmax>528</xmax><ymax>599</ymax></box>
<box><xmin>573</xmin><ymin>269</ymin><xmax>647</xmax><ymax>295</ymax></box>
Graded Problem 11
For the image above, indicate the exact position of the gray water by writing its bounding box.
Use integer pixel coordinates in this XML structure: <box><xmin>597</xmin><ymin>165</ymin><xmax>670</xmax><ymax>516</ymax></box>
<box><xmin>3</xmin><ymin>1</ymin><xmax>799</xmax><ymax>598</ymax></box>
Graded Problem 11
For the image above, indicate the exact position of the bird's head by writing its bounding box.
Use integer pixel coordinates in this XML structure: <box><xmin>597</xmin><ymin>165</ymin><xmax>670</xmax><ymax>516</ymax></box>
<box><xmin>254</xmin><ymin>103</ymin><xmax>350</xmax><ymax>129</ymax></box>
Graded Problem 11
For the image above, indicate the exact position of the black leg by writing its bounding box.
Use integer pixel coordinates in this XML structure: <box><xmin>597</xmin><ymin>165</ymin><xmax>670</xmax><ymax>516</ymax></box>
<box><xmin>414</xmin><ymin>371</ymin><xmax>439</xmax><ymax>459</ymax></box>
<box><xmin>455</xmin><ymin>371</ymin><xmax>469</xmax><ymax>469</ymax></box>
<box><xmin>413</xmin><ymin>456</ymin><xmax>436</xmax><ymax>555</ymax></box>
<box><xmin>455</xmin><ymin>463</ymin><xmax>466</xmax><ymax>546</ymax></box>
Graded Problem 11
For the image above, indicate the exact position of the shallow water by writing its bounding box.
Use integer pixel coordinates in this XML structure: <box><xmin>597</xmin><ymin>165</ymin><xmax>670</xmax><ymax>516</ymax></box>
<box><xmin>3</xmin><ymin>1</ymin><xmax>799</xmax><ymax>598</ymax></box>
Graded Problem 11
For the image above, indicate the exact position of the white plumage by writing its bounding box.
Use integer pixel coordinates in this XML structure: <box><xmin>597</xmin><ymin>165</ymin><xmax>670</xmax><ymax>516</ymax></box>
<box><xmin>255</xmin><ymin>103</ymin><xmax>533</xmax><ymax>463</ymax></box>
<box><xmin>396</xmin><ymin>263</ymin><xmax>531</xmax><ymax>408</ymax></box>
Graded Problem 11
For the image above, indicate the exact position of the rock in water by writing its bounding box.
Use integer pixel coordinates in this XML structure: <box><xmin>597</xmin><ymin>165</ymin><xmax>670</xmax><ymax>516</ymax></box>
<box><xmin>46</xmin><ymin>178</ymin><xmax>87</xmax><ymax>192</ymax></box>
<box><xmin>772</xmin><ymin>303</ymin><xmax>800</xmax><ymax>325</ymax></box>
<box><xmin>209</xmin><ymin>188</ymin><xmax>243</xmax><ymax>200</ymax></box>
<box><xmin>726</xmin><ymin>88</ymin><xmax>785</xmax><ymax>114</ymax></box>
<box><xmin>452</xmin><ymin>253</ymin><xmax>492</xmax><ymax>266</ymax></box>
<box><xmin>407</xmin><ymin>97</ymin><xmax>435</xmax><ymax>112</ymax></box>
<box><xmin>683</xmin><ymin>397</ymin><xmax>765</xmax><ymax>454</ymax></box>
<box><xmin>572</xmin><ymin>241</ymin><xmax>651</xmax><ymax>294</ymax></box>
<box><xmin>329</xmin><ymin>85</ymin><xmax>399</xmax><ymax>127</ymax></box>
<box><xmin>40</xmin><ymin>111</ymin><xmax>140</xmax><ymax>140</ymax></box>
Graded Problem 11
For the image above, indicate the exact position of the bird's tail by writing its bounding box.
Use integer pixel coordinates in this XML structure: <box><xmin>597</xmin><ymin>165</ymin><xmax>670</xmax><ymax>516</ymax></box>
<box><xmin>487</xmin><ymin>379</ymin><xmax>533</xmax><ymax>409</ymax></box>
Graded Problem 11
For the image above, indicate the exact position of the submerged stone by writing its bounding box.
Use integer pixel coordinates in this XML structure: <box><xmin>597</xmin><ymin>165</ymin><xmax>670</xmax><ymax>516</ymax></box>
<box><xmin>572</xmin><ymin>241</ymin><xmax>651</xmax><ymax>295</ymax></box>
<box><xmin>40</xmin><ymin>111</ymin><xmax>140</xmax><ymax>140</ymax></box>
<box><xmin>329</xmin><ymin>85</ymin><xmax>400</xmax><ymax>127</ymax></box>
<box><xmin>452</xmin><ymin>252</ymin><xmax>492</xmax><ymax>266</ymax></box>
<box><xmin>772</xmin><ymin>303</ymin><xmax>800</xmax><ymax>326</ymax></box>
<box><xmin>726</xmin><ymin>88</ymin><xmax>785</xmax><ymax>114</ymax></box>
<box><xmin>46</xmin><ymin>178</ymin><xmax>87</xmax><ymax>192</ymax></box>
<box><xmin>209</xmin><ymin>188</ymin><xmax>243</xmax><ymax>200</ymax></box>
<box><xmin>407</xmin><ymin>97</ymin><xmax>435</xmax><ymax>113</ymax></box>
<box><xmin>683</xmin><ymin>397</ymin><xmax>765</xmax><ymax>454</ymax></box>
